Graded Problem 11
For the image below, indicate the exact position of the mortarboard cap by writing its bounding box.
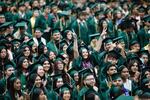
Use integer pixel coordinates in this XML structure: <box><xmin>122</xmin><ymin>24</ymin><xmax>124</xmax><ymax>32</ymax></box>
<box><xmin>106</xmin><ymin>49</ymin><xmax>121</xmax><ymax>59</ymax></box>
<box><xmin>89</xmin><ymin>33</ymin><xmax>100</xmax><ymax>41</ymax></box>
<box><xmin>111</xmin><ymin>73</ymin><xmax>121</xmax><ymax>81</ymax></box>
<box><xmin>57</xmin><ymin>11</ymin><xmax>70</xmax><ymax>17</ymax></box>
<box><xmin>95</xmin><ymin>10</ymin><xmax>104</xmax><ymax>16</ymax></box>
<box><xmin>103</xmin><ymin>37</ymin><xmax>113</xmax><ymax>44</ymax></box>
<box><xmin>138</xmin><ymin>6</ymin><xmax>146</xmax><ymax>13</ymax></box>
<box><xmin>52</xmin><ymin>28</ymin><xmax>60</xmax><ymax>35</ymax></box>
<box><xmin>0</xmin><ymin>43</ymin><xmax>8</xmax><ymax>50</ymax></box>
<box><xmin>11</xmin><ymin>39</ymin><xmax>21</xmax><ymax>44</ymax></box>
<box><xmin>116</xmin><ymin>95</ymin><xmax>134</xmax><ymax>100</ymax></box>
<box><xmin>129</xmin><ymin>39</ymin><xmax>139</xmax><ymax>47</ymax></box>
<box><xmin>67</xmin><ymin>68</ymin><xmax>78</xmax><ymax>78</ymax></box>
<box><xmin>27</xmin><ymin>38</ymin><xmax>35</xmax><ymax>48</ymax></box>
<box><xmin>15</xmin><ymin>22</ymin><xmax>26</xmax><ymax>28</ymax></box>
<box><xmin>54</xmin><ymin>83</ymin><xmax>72</xmax><ymax>94</ymax></box>
<box><xmin>113</xmin><ymin>36</ymin><xmax>124</xmax><ymax>43</ymax></box>
<box><xmin>79</xmin><ymin>68</ymin><xmax>94</xmax><ymax>80</ymax></box>
<box><xmin>0</xmin><ymin>21</ymin><xmax>14</xmax><ymax>29</ymax></box>
<box><xmin>142</xmin><ymin>15</ymin><xmax>150</xmax><ymax>22</ymax></box>
<box><xmin>4</xmin><ymin>60</ymin><xmax>16</xmax><ymax>70</ymax></box>
<box><xmin>138</xmin><ymin>48</ymin><xmax>149</xmax><ymax>57</ymax></box>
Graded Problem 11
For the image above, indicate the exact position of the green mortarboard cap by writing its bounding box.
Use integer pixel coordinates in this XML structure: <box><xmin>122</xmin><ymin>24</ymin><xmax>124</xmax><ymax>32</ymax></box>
<box><xmin>139</xmin><ymin>48</ymin><xmax>149</xmax><ymax>56</ymax></box>
<box><xmin>95</xmin><ymin>10</ymin><xmax>104</xmax><ymax>16</ymax></box>
<box><xmin>27</xmin><ymin>39</ymin><xmax>35</xmax><ymax>47</ymax></box>
<box><xmin>0</xmin><ymin>2</ymin><xmax>6</xmax><ymax>7</ymax></box>
<box><xmin>113</xmin><ymin>36</ymin><xmax>124</xmax><ymax>43</ymax></box>
<box><xmin>15</xmin><ymin>22</ymin><xmax>26</xmax><ymax>27</ymax></box>
<box><xmin>116</xmin><ymin>95</ymin><xmax>134</xmax><ymax>100</ymax></box>
<box><xmin>0</xmin><ymin>21</ymin><xmax>14</xmax><ymax>29</ymax></box>
<box><xmin>11</xmin><ymin>39</ymin><xmax>21</xmax><ymax>44</ymax></box>
<box><xmin>4</xmin><ymin>60</ymin><xmax>16</xmax><ymax>70</ymax></box>
<box><xmin>67</xmin><ymin>68</ymin><xmax>78</xmax><ymax>78</ymax></box>
<box><xmin>142</xmin><ymin>15</ymin><xmax>150</xmax><ymax>22</ymax></box>
<box><xmin>15</xmin><ymin>18</ymin><xmax>29</xmax><ymax>27</ymax></box>
<box><xmin>129</xmin><ymin>39</ymin><xmax>139</xmax><ymax>47</ymax></box>
<box><xmin>58</xmin><ymin>11</ymin><xmax>70</xmax><ymax>17</ymax></box>
<box><xmin>103</xmin><ymin>37</ymin><xmax>113</xmax><ymax>44</ymax></box>
<box><xmin>89</xmin><ymin>33</ymin><xmax>100</xmax><ymax>41</ymax></box>
<box><xmin>55</xmin><ymin>83</ymin><xmax>72</xmax><ymax>94</ymax></box>
<box><xmin>104</xmin><ymin>8</ymin><xmax>112</xmax><ymax>15</ymax></box>
<box><xmin>50</xmin><ymin>3</ymin><xmax>57</xmax><ymax>8</ymax></box>
<box><xmin>52</xmin><ymin>28</ymin><xmax>60</xmax><ymax>35</ymax></box>
<box><xmin>111</xmin><ymin>73</ymin><xmax>121</xmax><ymax>81</ymax></box>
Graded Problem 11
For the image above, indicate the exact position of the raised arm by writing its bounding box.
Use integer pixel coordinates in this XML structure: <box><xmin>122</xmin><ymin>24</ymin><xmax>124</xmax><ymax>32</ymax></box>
<box><xmin>95</xmin><ymin>27</ymin><xmax>107</xmax><ymax>52</ymax></box>
<box><xmin>73</xmin><ymin>32</ymin><xmax>79</xmax><ymax>58</ymax></box>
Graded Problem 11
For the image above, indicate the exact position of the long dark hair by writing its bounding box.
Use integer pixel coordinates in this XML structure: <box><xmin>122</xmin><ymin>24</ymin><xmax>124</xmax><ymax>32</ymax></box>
<box><xmin>31</xmin><ymin>87</ymin><xmax>43</xmax><ymax>100</ymax></box>
<box><xmin>16</xmin><ymin>56</ymin><xmax>29</xmax><ymax>76</ymax></box>
<box><xmin>7</xmin><ymin>77</ymin><xmax>22</xmax><ymax>100</ymax></box>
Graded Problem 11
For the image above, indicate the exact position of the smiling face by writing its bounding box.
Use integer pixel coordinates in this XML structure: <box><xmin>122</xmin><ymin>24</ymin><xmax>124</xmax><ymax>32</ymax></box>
<box><xmin>63</xmin><ymin>90</ymin><xmax>71</xmax><ymax>100</ymax></box>
<box><xmin>81</xmin><ymin>48</ymin><xmax>89</xmax><ymax>59</ymax></box>
<box><xmin>35</xmin><ymin>75</ymin><xmax>42</xmax><ymax>88</ymax></box>
<box><xmin>14</xmin><ymin>79</ymin><xmax>21</xmax><ymax>91</ymax></box>
<box><xmin>22</xmin><ymin>59</ymin><xmax>29</xmax><ymax>69</ymax></box>
<box><xmin>37</xmin><ymin>66</ymin><xmax>45</xmax><ymax>77</ymax></box>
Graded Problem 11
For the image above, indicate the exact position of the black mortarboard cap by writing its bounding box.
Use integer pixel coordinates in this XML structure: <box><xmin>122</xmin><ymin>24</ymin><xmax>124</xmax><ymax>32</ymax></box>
<box><xmin>106</xmin><ymin>49</ymin><xmax>121</xmax><ymax>59</ymax></box>
<box><xmin>138</xmin><ymin>5</ymin><xmax>146</xmax><ymax>13</ymax></box>
<box><xmin>79</xmin><ymin>68</ymin><xmax>94</xmax><ymax>80</ymax></box>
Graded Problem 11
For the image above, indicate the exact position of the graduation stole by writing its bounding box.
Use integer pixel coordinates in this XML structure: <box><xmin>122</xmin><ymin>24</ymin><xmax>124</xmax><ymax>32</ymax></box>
<box><xmin>94</xmin><ymin>17</ymin><xmax>98</xmax><ymax>32</ymax></box>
